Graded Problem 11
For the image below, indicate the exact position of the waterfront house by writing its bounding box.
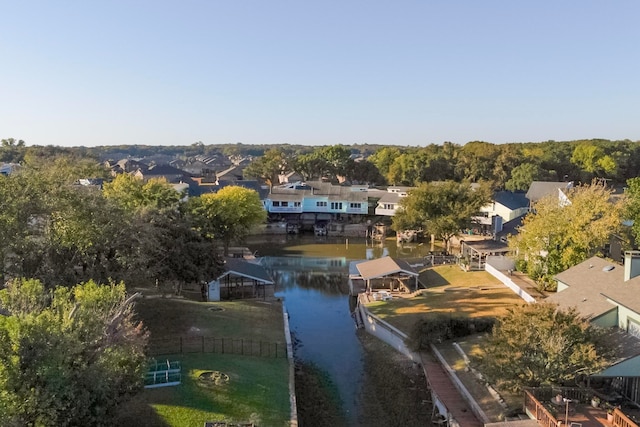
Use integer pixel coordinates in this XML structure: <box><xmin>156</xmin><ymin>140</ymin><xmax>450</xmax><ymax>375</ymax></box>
<box><xmin>548</xmin><ymin>251</ymin><xmax>640</xmax><ymax>405</ymax></box>
<box><xmin>265</xmin><ymin>181</ymin><xmax>368</xmax><ymax>225</ymax></box>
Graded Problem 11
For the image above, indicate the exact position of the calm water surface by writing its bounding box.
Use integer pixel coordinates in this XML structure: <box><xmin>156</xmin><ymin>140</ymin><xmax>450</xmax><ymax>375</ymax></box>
<box><xmin>248</xmin><ymin>235</ymin><xmax>432</xmax><ymax>424</ymax></box>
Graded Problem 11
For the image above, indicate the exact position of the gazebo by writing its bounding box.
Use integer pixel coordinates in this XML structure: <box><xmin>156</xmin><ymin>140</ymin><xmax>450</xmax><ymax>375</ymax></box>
<box><xmin>348</xmin><ymin>256</ymin><xmax>420</xmax><ymax>295</ymax></box>
<box><xmin>207</xmin><ymin>258</ymin><xmax>274</xmax><ymax>301</ymax></box>
<box><xmin>460</xmin><ymin>239</ymin><xmax>511</xmax><ymax>271</ymax></box>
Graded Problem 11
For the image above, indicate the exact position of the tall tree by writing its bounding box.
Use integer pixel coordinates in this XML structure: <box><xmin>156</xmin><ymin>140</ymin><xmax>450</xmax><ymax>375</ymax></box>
<box><xmin>456</xmin><ymin>141</ymin><xmax>499</xmax><ymax>182</ymax></box>
<box><xmin>0</xmin><ymin>138</ymin><xmax>26</xmax><ymax>163</ymax></box>
<box><xmin>321</xmin><ymin>145</ymin><xmax>352</xmax><ymax>178</ymax></box>
<box><xmin>291</xmin><ymin>153</ymin><xmax>329</xmax><ymax>181</ymax></box>
<box><xmin>571</xmin><ymin>141</ymin><xmax>618</xmax><ymax>180</ymax></box>
<box><xmin>103</xmin><ymin>174</ymin><xmax>181</xmax><ymax>213</ymax></box>
<box><xmin>392</xmin><ymin>181</ymin><xmax>492</xmax><ymax>249</ymax></box>
<box><xmin>369</xmin><ymin>146</ymin><xmax>403</xmax><ymax>180</ymax></box>
<box><xmin>387</xmin><ymin>151</ymin><xmax>421</xmax><ymax>186</ymax></box>
<box><xmin>480</xmin><ymin>303</ymin><xmax>611</xmax><ymax>391</ymax></box>
<box><xmin>505</xmin><ymin>163</ymin><xmax>546</xmax><ymax>192</ymax></box>
<box><xmin>624</xmin><ymin>177</ymin><xmax>640</xmax><ymax>245</ymax></box>
<box><xmin>510</xmin><ymin>181</ymin><xmax>623</xmax><ymax>288</ymax></box>
<box><xmin>345</xmin><ymin>159</ymin><xmax>386</xmax><ymax>185</ymax></box>
<box><xmin>0</xmin><ymin>279</ymin><xmax>149</xmax><ymax>426</ymax></box>
<box><xmin>186</xmin><ymin>186</ymin><xmax>266</xmax><ymax>255</ymax></box>
<box><xmin>243</xmin><ymin>148</ymin><xmax>289</xmax><ymax>188</ymax></box>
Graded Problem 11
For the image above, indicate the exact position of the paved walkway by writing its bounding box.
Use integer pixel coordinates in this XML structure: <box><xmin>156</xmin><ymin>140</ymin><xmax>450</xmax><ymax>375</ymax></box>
<box><xmin>434</xmin><ymin>343</ymin><xmax>506</xmax><ymax>422</ymax></box>
<box><xmin>421</xmin><ymin>351</ymin><xmax>484</xmax><ymax>427</ymax></box>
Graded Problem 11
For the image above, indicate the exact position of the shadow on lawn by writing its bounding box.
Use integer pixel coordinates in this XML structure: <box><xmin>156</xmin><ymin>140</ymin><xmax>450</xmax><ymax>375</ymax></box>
<box><xmin>420</xmin><ymin>269</ymin><xmax>450</xmax><ymax>287</ymax></box>
<box><xmin>115</xmin><ymin>392</ymin><xmax>171</xmax><ymax>427</ymax></box>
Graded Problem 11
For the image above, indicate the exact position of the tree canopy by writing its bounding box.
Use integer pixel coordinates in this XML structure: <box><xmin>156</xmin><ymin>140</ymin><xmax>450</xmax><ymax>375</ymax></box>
<box><xmin>186</xmin><ymin>186</ymin><xmax>266</xmax><ymax>255</ymax></box>
<box><xmin>509</xmin><ymin>181</ymin><xmax>624</xmax><ymax>289</ymax></box>
<box><xmin>0</xmin><ymin>279</ymin><xmax>148</xmax><ymax>426</ymax></box>
<box><xmin>623</xmin><ymin>176</ymin><xmax>640</xmax><ymax>246</ymax></box>
<box><xmin>392</xmin><ymin>181</ymin><xmax>492</xmax><ymax>248</ymax></box>
<box><xmin>480</xmin><ymin>303</ymin><xmax>611</xmax><ymax>391</ymax></box>
<box><xmin>243</xmin><ymin>148</ymin><xmax>289</xmax><ymax>188</ymax></box>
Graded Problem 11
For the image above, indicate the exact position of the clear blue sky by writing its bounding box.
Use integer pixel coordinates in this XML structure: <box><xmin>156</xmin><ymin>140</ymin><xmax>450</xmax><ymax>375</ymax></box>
<box><xmin>2</xmin><ymin>1</ymin><xmax>639</xmax><ymax>147</ymax></box>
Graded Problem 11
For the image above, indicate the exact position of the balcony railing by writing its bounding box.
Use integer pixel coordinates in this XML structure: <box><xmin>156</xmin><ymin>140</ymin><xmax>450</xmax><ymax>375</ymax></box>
<box><xmin>524</xmin><ymin>388</ymin><xmax>638</xmax><ymax>427</ymax></box>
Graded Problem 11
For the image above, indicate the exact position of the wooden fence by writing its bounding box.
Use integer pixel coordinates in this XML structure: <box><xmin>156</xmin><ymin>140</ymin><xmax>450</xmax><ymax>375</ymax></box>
<box><xmin>149</xmin><ymin>336</ymin><xmax>287</xmax><ymax>359</ymax></box>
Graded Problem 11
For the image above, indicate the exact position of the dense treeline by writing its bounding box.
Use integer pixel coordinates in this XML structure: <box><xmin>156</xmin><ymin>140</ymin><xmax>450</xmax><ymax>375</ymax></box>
<box><xmin>5</xmin><ymin>138</ymin><xmax>640</xmax><ymax>191</ymax></box>
<box><xmin>0</xmin><ymin>149</ymin><xmax>265</xmax><ymax>289</ymax></box>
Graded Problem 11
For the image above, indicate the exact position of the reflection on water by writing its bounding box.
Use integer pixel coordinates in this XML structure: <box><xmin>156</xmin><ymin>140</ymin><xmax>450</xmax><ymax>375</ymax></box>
<box><xmin>252</xmin><ymin>236</ymin><xmax>435</xmax><ymax>425</ymax></box>
<box><xmin>260</xmin><ymin>255</ymin><xmax>361</xmax><ymax>423</ymax></box>
<box><xmin>246</xmin><ymin>235</ymin><xmax>435</xmax><ymax>260</ymax></box>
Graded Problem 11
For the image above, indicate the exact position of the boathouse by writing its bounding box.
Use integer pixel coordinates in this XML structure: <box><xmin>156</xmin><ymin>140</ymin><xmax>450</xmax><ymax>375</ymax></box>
<box><xmin>207</xmin><ymin>258</ymin><xmax>274</xmax><ymax>301</ymax></box>
<box><xmin>348</xmin><ymin>256</ymin><xmax>420</xmax><ymax>295</ymax></box>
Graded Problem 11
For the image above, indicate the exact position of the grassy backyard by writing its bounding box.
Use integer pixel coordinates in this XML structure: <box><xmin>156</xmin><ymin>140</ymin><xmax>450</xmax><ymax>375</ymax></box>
<box><xmin>116</xmin><ymin>293</ymin><xmax>291</xmax><ymax>427</ymax></box>
<box><xmin>366</xmin><ymin>264</ymin><xmax>530</xmax><ymax>420</ymax></box>
<box><xmin>365</xmin><ymin>265</ymin><xmax>526</xmax><ymax>333</ymax></box>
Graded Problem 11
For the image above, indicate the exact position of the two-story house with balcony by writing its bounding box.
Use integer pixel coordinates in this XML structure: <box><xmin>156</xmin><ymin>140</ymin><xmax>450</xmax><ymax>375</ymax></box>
<box><xmin>373</xmin><ymin>186</ymin><xmax>413</xmax><ymax>216</ymax></box>
<box><xmin>265</xmin><ymin>181</ymin><xmax>369</xmax><ymax>232</ymax></box>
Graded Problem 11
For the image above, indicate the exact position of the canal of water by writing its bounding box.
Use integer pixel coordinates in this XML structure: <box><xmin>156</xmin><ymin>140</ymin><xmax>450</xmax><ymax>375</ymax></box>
<box><xmin>246</xmin><ymin>235</ymin><xmax>434</xmax><ymax>425</ymax></box>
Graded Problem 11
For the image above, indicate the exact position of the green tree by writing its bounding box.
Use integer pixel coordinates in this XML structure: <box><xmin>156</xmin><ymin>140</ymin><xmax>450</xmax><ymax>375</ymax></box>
<box><xmin>456</xmin><ymin>141</ymin><xmax>499</xmax><ymax>182</ymax></box>
<box><xmin>243</xmin><ymin>148</ymin><xmax>289</xmax><ymax>188</ymax></box>
<box><xmin>318</xmin><ymin>144</ymin><xmax>352</xmax><ymax>179</ymax></box>
<box><xmin>103</xmin><ymin>174</ymin><xmax>181</xmax><ymax>213</ymax></box>
<box><xmin>346</xmin><ymin>159</ymin><xmax>386</xmax><ymax>185</ymax></box>
<box><xmin>510</xmin><ymin>181</ymin><xmax>623</xmax><ymax>287</ymax></box>
<box><xmin>480</xmin><ymin>303</ymin><xmax>611</xmax><ymax>391</ymax></box>
<box><xmin>387</xmin><ymin>151</ymin><xmax>421</xmax><ymax>186</ymax></box>
<box><xmin>369</xmin><ymin>146</ymin><xmax>403</xmax><ymax>180</ymax></box>
<box><xmin>0</xmin><ymin>138</ymin><xmax>26</xmax><ymax>163</ymax></box>
<box><xmin>291</xmin><ymin>153</ymin><xmax>329</xmax><ymax>181</ymax></box>
<box><xmin>492</xmin><ymin>144</ymin><xmax>523</xmax><ymax>189</ymax></box>
<box><xmin>571</xmin><ymin>141</ymin><xmax>618</xmax><ymax>179</ymax></box>
<box><xmin>187</xmin><ymin>186</ymin><xmax>266</xmax><ymax>255</ymax></box>
<box><xmin>505</xmin><ymin>163</ymin><xmax>546</xmax><ymax>192</ymax></box>
<box><xmin>624</xmin><ymin>177</ymin><xmax>640</xmax><ymax>244</ymax></box>
<box><xmin>392</xmin><ymin>181</ymin><xmax>492</xmax><ymax>249</ymax></box>
<box><xmin>0</xmin><ymin>279</ymin><xmax>148</xmax><ymax>426</ymax></box>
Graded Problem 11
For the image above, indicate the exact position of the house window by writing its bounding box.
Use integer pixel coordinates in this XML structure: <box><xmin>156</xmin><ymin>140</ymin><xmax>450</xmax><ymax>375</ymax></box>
<box><xmin>316</xmin><ymin>201</ymin><xmax>327</xmax><ymax>207</ymax></box>
<box><xmin>281</xmin><ymin>201</ymin><xmax>289</xmax><ymax>207</ymax></box>
<box><xmin>294</xmin><ymin>202</ymin><xmax>301</xmax><ymax>207</ymax></box>
<box><xmin>383</xmin><ymin>203</ymin><xmax>394</xmax><ymax>210</ymax></box>
<box><xmin>273</xmin><ymin>201</ymin><xmax>280</xmax><ymax>207</ymax></box>
<box><xmin>331</xmin><ymin>202</ymin><xmax>343</xmax><ymax>210</ymax></box>
<box><xmin>349</xmin><ymin>203</ymin><xmax>361</xmax><ymax>209</ymax></box>
<box><xmin>629</xmin><ymin>318</ymin><xmax>640</xmax><ymax>339</ymax></box>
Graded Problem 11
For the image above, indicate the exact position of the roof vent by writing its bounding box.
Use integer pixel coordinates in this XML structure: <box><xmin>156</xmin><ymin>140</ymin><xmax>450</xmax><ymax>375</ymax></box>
<box><xmin>602</xmin><ymin>265</ymin><xmax>615</xmax><ymax>272</ymax></box>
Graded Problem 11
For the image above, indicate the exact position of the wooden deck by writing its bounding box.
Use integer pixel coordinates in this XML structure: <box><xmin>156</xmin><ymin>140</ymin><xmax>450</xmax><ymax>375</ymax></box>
<box><xmin>525</xmin><ymin>390</ymin><xmax>639</xmax><ymax>427</ymax></box>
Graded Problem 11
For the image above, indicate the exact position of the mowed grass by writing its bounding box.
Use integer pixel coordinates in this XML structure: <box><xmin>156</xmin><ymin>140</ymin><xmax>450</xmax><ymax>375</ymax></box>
<box><xmin>117</xmin><ymin>294</ymin><xmax>291</xmax><ymax>427</ymax></box>
<box><xmin>117</xmin><ymin>353</ymin><xmax>291</xmax><ymax>427</ymax></box>
<box><xmin>135</xmin><ymin>296</ymin><xmax>286</xmax><ymax>343</ymax></box>
<box><xmin>366</xmin><ymin>265</ymin><xmax>526</xmax><ymax>333</ymax></box>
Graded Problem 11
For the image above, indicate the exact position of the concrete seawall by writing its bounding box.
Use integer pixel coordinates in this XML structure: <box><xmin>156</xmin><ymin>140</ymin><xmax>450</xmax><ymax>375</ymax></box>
<box><xmin>282</xmin><ymin>304</ymin><xmax>298</xmax><ymax>427</ymax></box>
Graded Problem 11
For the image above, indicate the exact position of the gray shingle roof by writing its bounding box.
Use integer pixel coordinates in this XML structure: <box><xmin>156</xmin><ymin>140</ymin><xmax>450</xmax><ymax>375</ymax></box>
<box><xmin>354</xmin><ymin>256</ymin><xmax>418</xmax><ymax>280</ymax></box>
<box><xmin>550</xmin><ymin>256</ymin><xmax>640</xmax><ymax>319</ymax></box>
<box><xmin>525</xmin><ymin>181</ymin><xmax>572</xmax><ymax>203</ymax></box>
<box><xmin>216</xmin><ymin>258</ymin><xmax>274</xmax><ymax>284</ymax></box>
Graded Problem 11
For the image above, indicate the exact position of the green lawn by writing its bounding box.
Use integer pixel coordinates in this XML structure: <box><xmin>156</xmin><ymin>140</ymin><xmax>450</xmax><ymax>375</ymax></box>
<box><xmin>366</xmin><ymin>265</ymin><xmax>526</xmax><ymax>333</ymax></box>
<box><xmin>117</xmin><ymin>353</ymin><xmax>291</xmax><ymax>427</ymax></box>
<box><xmin>117</xmin><ymin>294</ymin><xmax>291</xmax><ymax>427</ymax></box>
<box><xmin>135</xmin><ymin>297</ymin><xmax>286</xmax><ymax>343</ymax></box>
